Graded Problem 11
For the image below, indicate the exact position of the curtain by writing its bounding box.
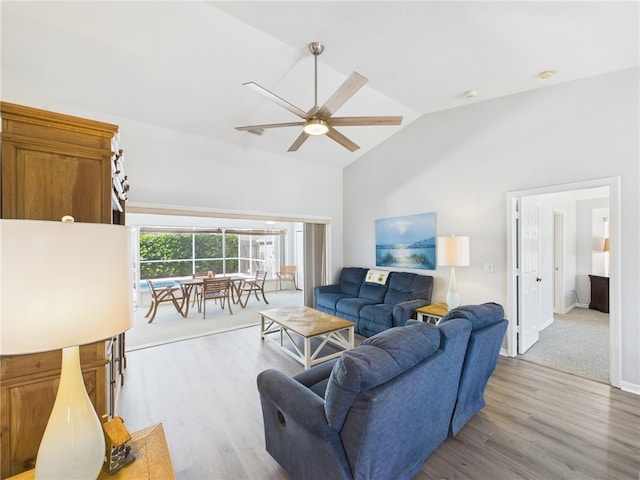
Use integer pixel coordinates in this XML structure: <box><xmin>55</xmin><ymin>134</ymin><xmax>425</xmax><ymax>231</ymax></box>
<box><xmin>303</xmin><ymin>223</ymin><xmax>327</xmax><ymax>307</ymax></box>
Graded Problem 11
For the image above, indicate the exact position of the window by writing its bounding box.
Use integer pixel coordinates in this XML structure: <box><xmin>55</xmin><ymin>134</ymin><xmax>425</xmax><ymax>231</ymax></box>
<box><xmin>139</xmin><ymin>227</ymin><xmax>284</xmax><ymax>281</ymax></box>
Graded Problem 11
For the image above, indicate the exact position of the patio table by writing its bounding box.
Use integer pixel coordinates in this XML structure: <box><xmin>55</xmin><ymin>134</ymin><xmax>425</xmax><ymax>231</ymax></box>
<box><xmin>177</xmin><ymin>275</ymin><xmax>246</xmax><ymax>317</ymax></box>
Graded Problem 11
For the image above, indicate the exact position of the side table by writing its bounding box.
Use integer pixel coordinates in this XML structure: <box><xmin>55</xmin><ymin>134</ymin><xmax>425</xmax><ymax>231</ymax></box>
<box><xmin>415</xmin><ymin>303</ymin><xmax>449</xmax><ymax>324</ymax></box>
<box><xmin>6</xmin><ymin>423</ymin><xmax>175</xmax><ymax>480</ymax></box>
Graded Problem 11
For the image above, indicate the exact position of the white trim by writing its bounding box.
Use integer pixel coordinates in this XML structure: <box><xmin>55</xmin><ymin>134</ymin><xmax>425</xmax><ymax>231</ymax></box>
<box><xmin>506</xmin><ymin>177</ymin><xmax>621</xmax><ymax>388</ymax></box>
<box><xmin>620</xmin><ymin>381</ymin><xmax>640</xmax><ymax>396</ymax></box>
<box><xmin>127</xmin><ymin>202</ymin><xmax>331</xmax><ymax>225</ymax></box>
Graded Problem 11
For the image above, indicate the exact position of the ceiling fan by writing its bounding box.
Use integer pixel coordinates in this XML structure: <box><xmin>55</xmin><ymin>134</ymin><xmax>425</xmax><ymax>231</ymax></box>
<box><xmin>235</xmin><ymin>42</ymin><xmax>402</xmax><ymax>152</ymax></box>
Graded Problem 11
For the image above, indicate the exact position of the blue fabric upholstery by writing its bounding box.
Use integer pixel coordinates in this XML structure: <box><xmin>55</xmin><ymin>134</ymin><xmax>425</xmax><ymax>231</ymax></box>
<box><xmin>314</xmin><ymin>267</ymin><xmax>434</xmax><ymax>337</ymax></box>
<box><xmin>340</xmin><ymin>267</ymin><xmax>369</xmax><ymax>296</ymax></box>
<box><xmin>257</xmin><ymin>319</ymin><xmax>472</xmax><ymax>480</ymax></box>
<box><xmin>334</xmin><ymin>297</ymin><xmax>378</xmax><ymax>323</ymax></box>
<box><xmin>440</xmin><ymin>302</ymin><xmax>508</xmax><ymax>435</ymax></box>
<box><xmin>383</xmin><ymin>271</ymin><xmax>433</xmax><ymax>305</ymax></box>
<box><xmin>357</xmin><ymin>281</ymin><xmax>387</xmax><ymax>302</ymax></box>
<box><xmin>324</xmin><ymin>322</ymin><xmax>441</xmax><ymax>429</ymax></box>
<box><xmin>314</xmin><ymin>267</ymin><xmax>368</xmax><ymax>315</ymax></box>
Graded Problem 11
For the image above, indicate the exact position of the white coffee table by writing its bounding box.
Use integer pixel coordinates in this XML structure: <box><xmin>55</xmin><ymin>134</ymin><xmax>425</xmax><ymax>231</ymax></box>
<box><xmin>260</xmin><ymin>305</ymin><xmax>355</xmax><ymax>369</ymax></box>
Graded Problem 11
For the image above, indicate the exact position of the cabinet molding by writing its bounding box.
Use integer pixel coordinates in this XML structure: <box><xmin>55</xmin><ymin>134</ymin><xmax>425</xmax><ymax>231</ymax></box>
<box><xmin>1</xmin><ymin>102</ymin><xmax>118</xmax><ymax>224</ymax></box>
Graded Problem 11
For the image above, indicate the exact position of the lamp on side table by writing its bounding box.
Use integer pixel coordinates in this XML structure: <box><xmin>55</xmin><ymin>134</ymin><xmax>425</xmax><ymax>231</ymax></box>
<box><xmin>0</xmin><ymin>218</ymin><xmax>133</xmax><ymax>480</ymax></box>
<box><xmin>437</xmin><ymin>235</ymin><xmax>470</xmax><ymax>310</ymax></box>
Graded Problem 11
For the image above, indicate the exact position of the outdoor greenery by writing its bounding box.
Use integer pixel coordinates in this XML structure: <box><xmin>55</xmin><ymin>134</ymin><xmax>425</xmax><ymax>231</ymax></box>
<box><xmin>140</xmin><ymin>232</ymin><xmax>239</xmax><ymax>279</ymax></box>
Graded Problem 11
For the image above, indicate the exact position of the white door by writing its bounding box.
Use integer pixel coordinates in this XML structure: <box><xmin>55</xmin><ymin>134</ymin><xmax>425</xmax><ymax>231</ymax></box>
<box><xmin>519</xmin><ymin>200</ymin><xmax>542</xmax><ymax>353</ymax></box>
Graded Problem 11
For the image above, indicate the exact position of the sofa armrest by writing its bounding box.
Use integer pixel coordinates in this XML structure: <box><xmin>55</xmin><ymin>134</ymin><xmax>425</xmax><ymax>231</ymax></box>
<box><xmin>257</xmin><ymin>369</ymin><xmax>335</xmax><ymax>439</ymax></box>
<box><xmin>392</xmin><ymin>299</ymin><xmax>430</xmax><ymax>326</ymax></box>
<box><xmin>314</xmin><ymin>284</ymin><xmax>341</xmax><ymax>295</ymax></box>
<box><xmin>294</xmin><ymin>359</ymin><xmax>338</xmax><ymax>388</ymax></box>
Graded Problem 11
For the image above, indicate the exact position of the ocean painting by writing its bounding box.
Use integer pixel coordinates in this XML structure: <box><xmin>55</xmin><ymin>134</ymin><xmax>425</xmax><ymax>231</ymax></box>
<box><xmin>375</xmin><ymin>212</ymin><xmax>436</xmax><ymax>270</ymax></box>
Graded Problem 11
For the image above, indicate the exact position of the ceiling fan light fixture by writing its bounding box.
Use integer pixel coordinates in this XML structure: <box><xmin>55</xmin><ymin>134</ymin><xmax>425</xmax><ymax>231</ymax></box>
<box><xmin>303</xmin><ymin>118</ymin><xmax>329</xmax><ymax>136</ymax></box>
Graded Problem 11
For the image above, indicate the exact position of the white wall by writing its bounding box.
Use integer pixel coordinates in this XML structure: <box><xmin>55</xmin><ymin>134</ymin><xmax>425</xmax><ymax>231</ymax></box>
<box><xmin>0</xmin><ymin>99</ymin><xmax>345</xmax><ymax>280</ymax></box>
<box><xmin>343</xmin><ymin>68</ymin><xmax>639</xmax><ymax>391</ymax></box>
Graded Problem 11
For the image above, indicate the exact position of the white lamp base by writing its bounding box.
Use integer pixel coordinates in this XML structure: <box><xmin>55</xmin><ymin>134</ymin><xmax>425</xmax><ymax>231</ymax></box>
<box><xmin>446</xmin><ymin>266</ymin><xmax>461</xmax><ymax>310</ymax></box>
<box><xmin>35</xmin><ymin>345</ymin><xmax>105</xmax><ymax>480</ymax></box>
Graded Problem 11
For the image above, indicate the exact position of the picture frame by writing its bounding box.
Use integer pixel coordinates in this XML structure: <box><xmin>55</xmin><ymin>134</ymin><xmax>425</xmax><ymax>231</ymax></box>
<box><xmin>375</xmin><ymin>212</ymin><xmax>436</xmax><ymax>270</ymax></box>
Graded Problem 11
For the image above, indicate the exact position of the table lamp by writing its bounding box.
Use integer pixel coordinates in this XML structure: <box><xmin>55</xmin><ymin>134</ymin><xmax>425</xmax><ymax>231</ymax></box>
<box><xmin>437</xmin><ymin>235</ymin><xmax>470</xmax><ymax>310</ymax></box>
<box><xmin>0</xmin><ymin>218</ymin><xmax>133</xmax><ymax>479</ymax></box>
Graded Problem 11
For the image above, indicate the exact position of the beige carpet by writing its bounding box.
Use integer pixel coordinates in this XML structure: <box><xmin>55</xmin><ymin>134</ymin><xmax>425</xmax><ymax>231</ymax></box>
<box><xmin>519</xmin><ymin>307</ymin><xmax>609</xmax><ymax>384</ymax></box>
<box><xmin>126</xmin><ymin>289</ymin><xmax>303</xmax><ymax>351</ymax></box>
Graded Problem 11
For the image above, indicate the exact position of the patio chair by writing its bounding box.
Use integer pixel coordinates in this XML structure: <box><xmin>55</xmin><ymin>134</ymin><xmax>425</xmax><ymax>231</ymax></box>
<box><xmin>198</xmin><ymin>277</ymin><xmax>233</xmax><ymax>317</ymax></box>
<box><xmin>238</xmin><ymin>270</ymin><xmax>269</xmax><ymax>308</ymax></box>
<box><xmin>145</xmin><ymin>280</ymin><xmax>184</xmax><ymax>323</ymax></box>
<box><xmin>276</xmin><ymin>265</ymin><xmax>299</xmax><ymax>291</ymax></box>
<box><xmin>192</xmin><ymin>272</ymin><xmax>212</xmax><ymax>308</ymax></box>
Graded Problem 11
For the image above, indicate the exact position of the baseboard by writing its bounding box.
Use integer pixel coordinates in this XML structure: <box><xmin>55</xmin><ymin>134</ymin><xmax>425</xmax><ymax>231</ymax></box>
<box><xmin>620</xmin><ymin>380</ymin><xmax>640</xmax><ymax>396</ymax></box>
<box><xmin>561</xmin><ymin>302</ymin><xmax>589</xmax><ymax>314</ymax></box>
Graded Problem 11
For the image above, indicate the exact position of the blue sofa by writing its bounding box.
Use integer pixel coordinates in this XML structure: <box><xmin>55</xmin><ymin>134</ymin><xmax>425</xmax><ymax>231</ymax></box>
<box><xmin>257</xmin><ymin>319</ymin><xmax>472</xmax><ymax>480</ymax></box>
<box><xmin>314</xmin><ymin>267</ymin><xmax>434</xmax><ymax>337</ymax></box>
<box><xmin>406</xmin><ymin>301</ymin><xmax>507</xmax><ymax>436</ymax></box>
<box><xmin>440</xmin><ymin>302</ymin><xmax>508</xmax><ymax>435</ymax></box>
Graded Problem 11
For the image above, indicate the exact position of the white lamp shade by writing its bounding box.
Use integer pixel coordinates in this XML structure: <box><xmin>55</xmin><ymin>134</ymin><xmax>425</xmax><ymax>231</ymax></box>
<box><xmin>0</xmin><ymin>219</ymin><xmax>133</xmax><ymax>355</ymax></box>
<box><xmin>437</xmin><ymin>235</ymin><xmax>470</xmax><ymax>267</ymax></box>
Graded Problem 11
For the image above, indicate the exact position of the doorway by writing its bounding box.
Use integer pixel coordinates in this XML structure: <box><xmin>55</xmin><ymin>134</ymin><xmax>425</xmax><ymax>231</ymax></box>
<box><xmin>506</xmin><ymin>177</ymin><xmax>620</xmax><ymax>387</ymax></box>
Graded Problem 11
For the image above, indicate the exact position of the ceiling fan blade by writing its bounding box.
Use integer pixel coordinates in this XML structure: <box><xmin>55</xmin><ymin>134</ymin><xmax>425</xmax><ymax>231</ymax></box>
<box><xmin>330</xmin><ymin>116</ymin><xmax>403</xmax><ymax>127</ymax></box>
<box><xmin>243</xmin><ymin>82</ymin><xmax>308</xmax><ymax>119</ymax></box>
<box><xmin>317</xmin><ymin>72</ymin><xmax>368</xmax><ymax>119</ymax></box>
<box><xmin>235</xmin><ymin>121</ymin><xmax>305</xmax><ymax>131</ymax></box>
<box><xmin>326</xmin><ymin>127</ymin><xmax>360</xmax><ymax>152</ymax></box>
<box><xmin>288</xmin><ymin>131</ymin><xmax>310</xmax><ymax>152</ymax></box>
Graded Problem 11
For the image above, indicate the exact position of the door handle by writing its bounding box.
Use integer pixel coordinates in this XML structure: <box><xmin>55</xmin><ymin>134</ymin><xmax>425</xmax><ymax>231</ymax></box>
<box><xmin>536</xmin><ymin>277</ymin><xmax>542</xmax><ymax>282</ymax></box>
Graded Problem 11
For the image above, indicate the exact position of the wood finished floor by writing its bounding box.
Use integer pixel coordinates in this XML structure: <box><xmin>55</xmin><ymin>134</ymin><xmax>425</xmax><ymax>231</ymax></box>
<box><xmin>117</xmin><ymin>325</ymin><xmax>640</xmax><ymax>480</ymax></box>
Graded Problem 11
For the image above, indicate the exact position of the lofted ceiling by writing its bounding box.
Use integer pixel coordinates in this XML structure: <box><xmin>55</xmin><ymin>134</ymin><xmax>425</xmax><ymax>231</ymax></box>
<box><xmin>1</xmin><ymin>1</ymin><xmax>638</xmax><ymax>168</ymax></box>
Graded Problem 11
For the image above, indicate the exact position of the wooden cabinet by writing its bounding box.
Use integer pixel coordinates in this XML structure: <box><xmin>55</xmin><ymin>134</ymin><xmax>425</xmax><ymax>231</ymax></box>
<box><xmin>0</xmin><ymin>345</ymin><xmax>108</xmax><ymax>476</ymax></box>
<box><xmin>589</xmin><ymin>275</ymin><xmax>610</xmax><ymax>313</ymax></box>
<box><xmin>1</xmin><ymin>102</ymin><xmax>118</xmax><ymax>224</ymax></box>
<box><xmin>0</xmin><ymin>102</ymin><xmax>128</xmax><ymax>477</ymax></box>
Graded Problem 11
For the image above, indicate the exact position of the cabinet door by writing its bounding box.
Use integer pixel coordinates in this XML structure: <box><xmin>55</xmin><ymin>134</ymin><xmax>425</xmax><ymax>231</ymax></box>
<box><xmin>1</xmin><ymin>141</ymin><xmax>112</xmax><ymax>223</ymax></box>
<box><xmin>0</xmin><ymin>362</ymin><xmax>105</xmax><ymax>477</ymax></box>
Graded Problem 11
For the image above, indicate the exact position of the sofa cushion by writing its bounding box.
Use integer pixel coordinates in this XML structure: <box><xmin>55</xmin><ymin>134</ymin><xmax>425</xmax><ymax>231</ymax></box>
<box><xmin>384</xmin><ymin>272</ymin><xmax>433</xmax><ymax>305</ymax></box>
<box><xmin>316</xmin><ymin>292</ymin><xmax>354</xmax><ymax>312</ymax></box>
<box><xmin>336</xmin><ymin>297</ymin><xmax>379</xmax><ymax>319</ymax></box>
<box><xmin>440</xmin><ymin>302</ymin><xmax>504</xmax><ymax>331</ymax></box>
<box><xmin>324</xmin><ymin>322</ymin><xmax>441</xmax><ymax>428</ymax></box>
<box><xmin>358</xmin><ymin>281</ymin><xmax>388</xmax><ymax>302</ymax></box>
<box><xmin>339</xmin><ymin>267</ymin><xmax>368</xmax><ymax>297</ymax></box>
<box><xmin>358</xmin><ymin>304</ymin><xmax>394</xmax><ymax>337</ymax></box>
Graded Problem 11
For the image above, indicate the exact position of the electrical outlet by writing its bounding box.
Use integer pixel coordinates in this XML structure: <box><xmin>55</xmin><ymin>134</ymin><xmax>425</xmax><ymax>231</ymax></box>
<box><xmin>482</xmin><ymin>263</ymin><xmax>494</xmax><ymax>273</ymax></box>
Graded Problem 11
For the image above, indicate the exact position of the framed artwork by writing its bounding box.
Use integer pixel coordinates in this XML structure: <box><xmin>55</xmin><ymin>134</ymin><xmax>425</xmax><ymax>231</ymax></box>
<box><xmin>375</xmin><ymin>212</ymin><xmax>436</xmax><ymax>270</ymax></box>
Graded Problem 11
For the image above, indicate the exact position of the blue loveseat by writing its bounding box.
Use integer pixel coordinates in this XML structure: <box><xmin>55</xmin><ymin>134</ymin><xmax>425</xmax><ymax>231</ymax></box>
<box><xmin>257</xmin><ymin>319</ymin><xmax>472</xmax><ymax>480</ymax></box>
<box><xmin>314</xmin><ymin>267</ymin><xmax>434</xmax><ymax>337</ymax></box>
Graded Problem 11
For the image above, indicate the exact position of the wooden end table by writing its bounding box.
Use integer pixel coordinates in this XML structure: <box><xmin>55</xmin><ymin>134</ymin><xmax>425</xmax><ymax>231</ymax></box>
<box><xmin>415</xmin><ymin>303</ymin><xmax>449</xmax><ymax>324</ymax></box>
<box><xmin>6</xmin><ymin>423</ymin><xmax>175</xmax><ymax>480</ymax></box>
